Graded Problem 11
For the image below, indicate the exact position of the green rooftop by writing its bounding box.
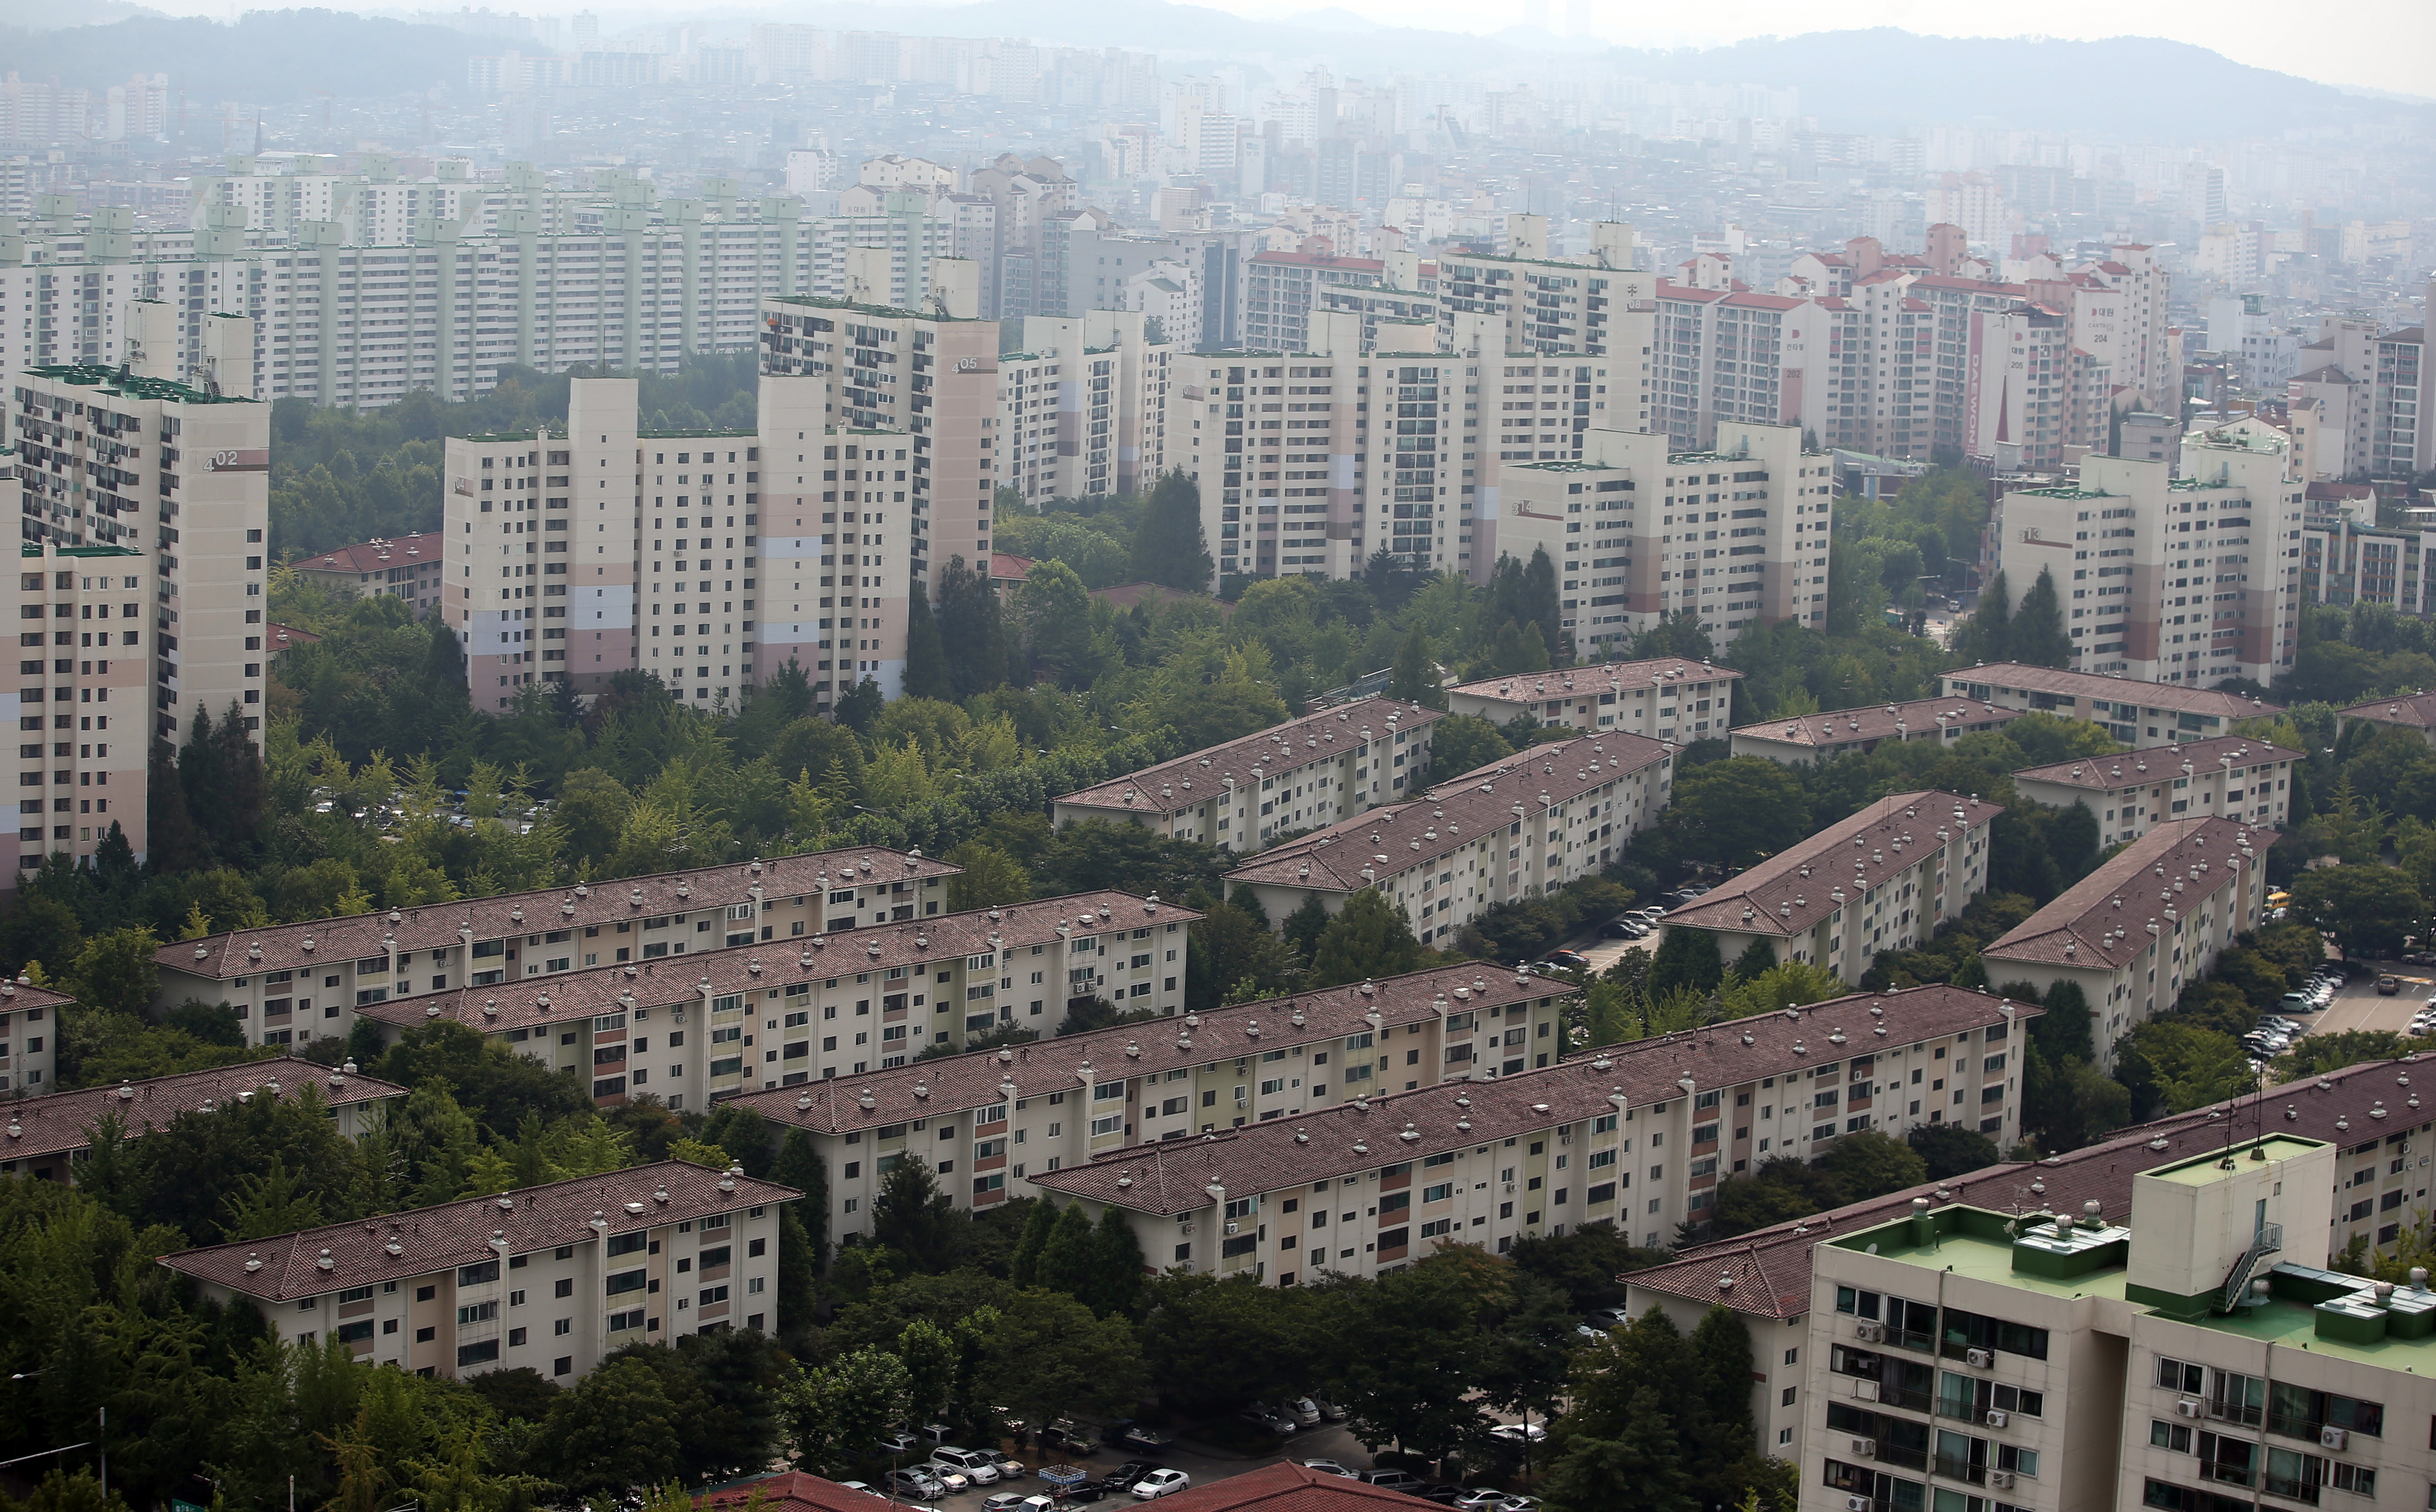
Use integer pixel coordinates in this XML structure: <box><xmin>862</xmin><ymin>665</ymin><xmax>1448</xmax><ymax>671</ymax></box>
<box><xmin>24</xmin><ymin>364</ymin><xmax>256</xmax><ymax>405</ymax></box>
<box><xmin>2146</xmin><ymin>1137</ymin><xmax>2323</xmax><ymax>1185</ymax></box>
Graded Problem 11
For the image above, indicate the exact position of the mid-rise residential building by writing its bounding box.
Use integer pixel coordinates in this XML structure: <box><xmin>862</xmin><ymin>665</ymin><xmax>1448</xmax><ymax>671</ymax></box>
<box><xmin>160</xmin><ymin>1161</ymin><xmax>797</xmax><ymax>1380</ymax></box>
<box><xmin>1446</xmin><ymin>657</ymin><xmax>1745</xmax><ymax>744</ymax></box>
<box><xmin>289</xmin><ymin>535</ymin><xmax>445</xmax><ymax>617</ymax></box>
<box><xmin>1051</xmin><ymin>698</ymin><xmax>1442</xmax><ymax>849</ymax></box>
<box><xmin>1729</xmin><ymin>697</ymin><xmax>2023</xmax><ymax>765</ymax></box>
<box><xmin>442</xmin><ymin>374</ymin><xmax>912</xmax><ymax>715</ymax></box>
<box><xmin>0</xmin><ymin>1057</ymin><xmax>403</xmax><ymax>1178</ymax></box>
<box><xmin>1628</xmin><ymin>1052</ymin><xmax>2436</xmax><ymax>1471</ymax></box>
<box><xmin>2010</xmin><ymin>736</ymin><xmax>2298</xmax><ymax>847</ymax></box>
<box><xmin>722</xmin><ymin>962</ymin><xmax>1574</xmax><ymax>1220</ymax></box>
<box><xmin>1029</xmin><ymin>983</ymin><xmax>2032</xmax><ymax>1281</ymax></box>
<box><xmin>0</xmin><ymin>976</ymin><xmax>68</xmax><ymax>1097</ymax></box>
<box><xmin>355</xmin><ymin>890</ymin><xmax>1195</xmax><ymax>1109</ymax></box>
<box><xmin>7</xmin><ymin>332</ymin><xmax>269</xmax><ymax>882</ymax></box>
<box><xmin>2299</xmin><ymin>488</ymin><xmax>2436</xmax><ymax>616</ymax></box>
<box><xmin>1659</xmin><ymin>792</ymin><xmax>2005</xmax><ymax>978</ymax></box>
<box><xmin>1484</xmin><ymin>421</ymin><xmax>1836</xmax><ymax>655</ymax></box>
<box><xmin>152</xmin><ymin>845</ymin><xmax>959</xmax><ymax>1036</ymax></box>
<box><xmin>1989</xmin><ymin>423</ymin><xmax>2305</xmax><ymax>689</ymax></box>
<box><xmin>1224</xmin><ymin>733</ymin><xmax>1676</xmax><ymax>944</ymax></box>
<box><xmin>1243</xmin><ymin>251</ymin><xmax>1389</xmax><ymax>354</ymax></box>
<box><xmin>1937</xmin><ymin>664</ymin><xmax>2283</xmax><ymax>749</ymax></box>
<box><xmin>1980</xmin><ymin>815</ymin><xmax>2274</xmax><ymax>1061</ymax></box>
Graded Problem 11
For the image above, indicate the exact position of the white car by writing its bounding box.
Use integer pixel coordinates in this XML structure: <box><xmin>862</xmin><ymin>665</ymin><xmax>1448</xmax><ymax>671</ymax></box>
<box><xmin>932</xmin><ymin>1448</ymin><xmax>1002</xmax><ymax>1486</ymax></box>
<box><xmin>1132</xmin><ymin>1469</ymin><xmax>1192</xmax><ymax>1500</ymax></box>
<box><xmin>1488</xmin><ymin>1422</ymin><xmax>1548</xmax><ymax>1443</ymax></box>
<box><xmin>1303</xmin><ymin>1461</ymin><xmax>1357</xmax><ymax>1479</ymax></box>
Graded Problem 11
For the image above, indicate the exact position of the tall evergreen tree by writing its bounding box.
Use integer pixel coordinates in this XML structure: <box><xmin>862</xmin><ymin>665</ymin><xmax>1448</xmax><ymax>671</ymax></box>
<box><xmin>1648</xmin><ymin>926</ymin><xmax>1724</xmax><ymax>998</ymax></box>
<box><xmin>1727</xmin><ymin>936</ymin><xmax>1778</xmax><ymax>983</ymax></box>
<box><xmin>208</xmin><ymin>701</ymin><xmax>269</xmax><ymax>863</ymax></box>
<box><xmin>1130</xmin><ymin>471</ymin><xmax>1216</xmax><ymax>591</ymax></box>
<box><xmin>1387</xmin><ymin>625</ymin><xmax>1445</xmax><ymax>708</ymax></box>
<box><xmin>1306</xmin><ymin>889</ymin><xmax>1429</xmax><ymax>987</ymax></box>
<box><xmin>1009</xmin><ymin>1197</ymin><xmax>1058</xmax><ymax>1287</ymax></box>
<box><xmin>147</xmin><ymin>739</ymin><xmax>210</xmax><ymax>875</ymax></box>
<box><xmin>1689</xmin><ymin>1305</ymin><xmax>1755</xmax><ymax>1442</ymax></box>
<box><xmin>2010</xmin><ymin>566</ymin><xmax>2074</xmax><ymax>669</ymax></box>
<box><xmin>902</xmin><ymin>580</ymin><xmax>952</xmax><ymax>700</ymax></box>
<box><xmin>932</xmin><ymin>554</ymin><xmax>1009</xmax><ymax>700</ymax></box>
<box><xmin>1033</xmin><ymin>1200</ymin><xmax>1096</xmax><ymax>1298</ymax></box>
<box><xmin>1953</xmin><ymin>569</ymin><xmax>2014</xmax><ymax>664</ymax></box>
<box><xmin>1520</xmin><ymin>547</ymin><xmax>1563</xmax><ymax>660</ymax></box>
<box><xmin>1090</xmin><ymin>1205</ymin><xmax>1146</xmax><ymax>1317</ymax></box>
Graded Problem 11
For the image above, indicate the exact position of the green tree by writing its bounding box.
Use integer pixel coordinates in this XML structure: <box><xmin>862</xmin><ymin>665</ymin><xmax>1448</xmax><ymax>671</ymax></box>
<box><xmin>535</xmin><ymin>1356</ymin><xmax>683</xmax><ymax>1498</ymax></box>
<box><xmin>2010</xmin><ymin>566</ymin><xmax>2074</xmax><ymax>668</ymax></box>
<box><xmin>2291</xmin><ymin>865</ymin><xmax>2426</xmax><ymax>958</ymax></box>
<box><xmin>902</xmin><ymin>580</ymin><xmax>952</xmax><ymax>700</ymax></box>
<box><xmin>1304</xmin><ymin>888</ymin><xmax>1429</xmax><ymax>987</ymax></box>
<box><xmin>1388</xmin><ymin>625</ymin><xmax>1446</xmax><ymax>709</ymax></box>
<box><xmin>68</xmin><ymin>927</ymin><xmax>160</xmax><ymax>1019</ymax></box>
<box><xmin>1090</xmin><ymin>1204</ymin><xmax>1146</xmax><ymax>1317</ymax></box>
<box><xmin>1033</xmin><ymin>1200</ymin><xmax>1096</xmax><ymax>1299</ymax></box>
<box><xmin>1428</xmin><ymin>714</ymin><xmax>1515</xmax><ymax>779</ymax></box>
<box><xmin>897</xmin><ymin>1317</ymin><xmax>960</xmax><ymax>1426</ymax></box>
<box><xmin>1643</xmin><ymin>757</ymin><xmax>1810</xmax><ymax>876</ymax></box>
<box><xmin>787</xmin><ymin>1346</ymin><xmax>911</xmax><ymax>1476</ymax></box>
<box><xmin>1648</xmin><ymin>927</ymin><xmax>1724</xmax><ymax>999</ymax></box>
<box><xmin>1130</xmin><ymin>471</ymin><xmax>1216</xmax><ymax>591</ymax></box>
<box><xmin>1908</xmin><ymin>1123</ymin><xmax>2001</xmax><ymax>1180</ymax></box>
<box><xmin>871</xmin><ymin>1156</ymin><xmax>963</xmax><ymax>1273</ymax></box>
<box><xmin>942</xmin><ymin>840</ymin><xmax>1032</xmax><ymax>913</ymax></box>
<box><xmin>1138</xmin><ymin>1273</ymin><xmax>1318</xmax><ymax>1412</ymax></box>
<box><xmin>1007</xmin><ymin>1194</ymin><xmax>1058</xmax><ymax>1287</ymax></box>
<box><xmin>1817</xmin><ymin>1128</ymin><xmax>1927</xmax><ymax>1202</ymax></box>
<box><xmin>1546</xmin><ymin>1387</ymin><xmax>1695</xmax><ymax>1512</ymax></box>
<box><xmin>1949</xmin><ymin>571</ymin><xmax>2013</xmax><ymax>664</ymax></box>
<box><xmin>1727</xmin><ymin>936</ymin><xmax>1778</xmax><ymax>983</ymax></box>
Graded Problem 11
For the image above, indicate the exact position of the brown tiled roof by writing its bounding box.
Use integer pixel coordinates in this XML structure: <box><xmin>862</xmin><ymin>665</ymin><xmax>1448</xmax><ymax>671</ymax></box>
<box><xmin>2012</xmin><ymin>736</ymin><xmax>2300</xmax><ymax>792</ymax></box>
<box><xmin>0</xmin><ymin>979</ymin><xmax>75</xmax><ymax>1018</ymax></box>
<box><xmin>722</xmin><ymin>960</ymin><xmax>1557</xmax><ymax>1134</ymax></box>
<box><xmin>1224</xmin><ymin>733</ymin><xmax>1670</xmax><ymax>893</ymax></box>
<box><xmin>1447</xmin><ymin>656</ymin><xmax>1746</xmax><ymax>706</ymax></box>
<box><xmin>704</xmin><ymin>1472</ymin><xmax>911</xmax><ymax>1512</ymax></box>
<box><xmin>354</xmin><ymin>890</ymin><xmax>1196</xmax><ymax>1038</ymax></box>
<box><xmin>1632</xmin><ymin>1052</ymin><xmax>2436</xmax><ymax>1321</ymax></box>
<box><xmin>165</xmin><ymin>847</ymin><xmax>959</xmax><ymax>983</ymax></box>
<box><xmin>1</xmin><ymin>1057</ymin><xmax>407</xmax><ymax>1163</ymax></box>
<box><xmin>1142</xmin><ymin>1464</ymin><xmax>1436</xmax><ymax>1512</ymax></box>
<box><xmin>2337</xmin><ymin>692</ymin><xmax>2436</xmax><ymax>731</ymax></box>
<box><xmin>1940</xmin><ymin>663</ymin><xmax>2284</xmax><ymax>720</ymax></box>
<box><xmin>296</xmin><ymin>535</ymin><xmax>440</xmax><ymax>574</ymax></box>
<box><xmin>1732</xmin><ymin>697</ymin><xmax>2021</xmax><ymax>751</ymax></box>
<box><xmin>1981</xmin><ymin>817</ymin><xmax>2273</xmax><ymax>970</ymax></box>
<box><xmin>160</xmin><ymin>1159</ymin><xmax>801</xmax><ymax>1301</ymax></box>
<box><xmin>1056</xmin><ymin>701</ymin><xmax>1444</xmax><ymax>817</ymax></box>
<box><xmin>1662</xmin><ymin>792</ymin><xmax>2004</xmax><ymax>940</ymax></box>
<box><xmin>1032</xmin><ymin>985</ymin><xmax>2036</xmax><ymax>1215</ymax></box>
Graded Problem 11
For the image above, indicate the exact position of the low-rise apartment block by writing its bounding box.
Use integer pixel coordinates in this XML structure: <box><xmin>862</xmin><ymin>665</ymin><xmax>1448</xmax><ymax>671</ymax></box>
<box><xmin>1446</xmin><ymin>656</ymin><xmax>1745</xmax><ymax>744</ymax></box>
<box><xmin>2012</xmin><ymin>736</ymin><xmax>2298</xmax><ymax>846</ymax></box>
<box><xmin>290</xmin><ymin>535</ymin><xmax>443</xmax><ymax>617</ymax></box>
<box><xmin>722</xmin><ymin>962</ymin><xmax>1575</xmax><ymax>1223</ymax></box>
<box><xmin>354</xmin><ymin>890</ymin><xmax>1194</xmax><ymax>1109</ymax></box>
<box><xmin>153</xmin><ymin>846</ymin><xmax>959</xmax><ymax>1039</ymax></box>
<box><xmin>1051</xmin><ymin>699</ymin><xmax>1441</xmax><ymax>849</ymax></box>
<box><xmin>1937</xmin><ymin>664</ymin><xmax>2282</xmax><ymax>749</ymax></box>
<box><xmin>0</xmin><ymin>1057</ymin><xmax>403</xmax><ymax>1180</ymax></box>
<box><xmin>1483</xmin><ymin>421</ymin><xmax>1837</xmax><ymax>655</ymax></box>
<box><xmin>1223</xmin><ymin>733</ymin><xmax>1675</xmax><ymax>945</ymax></box>
<box><xmin>1029</xmin><ymin>983</ymin><xmax>2033</xmax><ymax>1281</ymax></box>
<box><xmin>0</xmin><ymin>976</ymin><xmax>68</xmax><ymax>1096</ymax></box>
<box><xmin>1988</xmin><ymin>424</ymin><xmax>2305</xmax><ymax>689</ymax></box>
<box><xmin>160</xmin><ymin>1160</ymin><xmax>798</xmax><ymax>1381</ymax></box>
<box><xmin>2334</xmin><ymin>691</ymin><xmax>2436</xmax><ymax>750</ymax></box>
<box><xmin>1981</xmin><ymin>815</ymin><xmax>2274</xmax><ymax>1063</ymax></box>
<box><xmin>1661</xmin><ymin>792</ymin><xmax>2004</xmax><ymax>982</ymax></box>
<box><xmin>1729</xmin><ymin>697</ymin><xmax>2023</xmax><ymax>766</ymax></box>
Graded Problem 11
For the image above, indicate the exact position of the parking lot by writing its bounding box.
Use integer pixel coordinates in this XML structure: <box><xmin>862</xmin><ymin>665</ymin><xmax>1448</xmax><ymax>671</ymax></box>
<box><xmin>2295</xmin><ymin>968</ymin><xmax>2436</xmax><ymax>1039</ymax></box>
<box><xmin>857</xmin><ymin>1423</ymin><xmax>1384</xmax><ymax>1508</ymax></box>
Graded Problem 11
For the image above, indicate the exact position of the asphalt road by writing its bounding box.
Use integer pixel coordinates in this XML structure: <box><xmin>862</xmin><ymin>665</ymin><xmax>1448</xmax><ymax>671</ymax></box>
<box><xmin>2296</xmin><ymin>970</ymin><xmax>2435</xmax><ymax>1039</ymax></box>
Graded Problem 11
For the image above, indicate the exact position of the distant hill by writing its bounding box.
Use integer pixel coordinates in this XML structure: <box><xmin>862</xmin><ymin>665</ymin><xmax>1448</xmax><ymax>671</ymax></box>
<box><xmin>0</xmin><ymin>0</ymin><xmax>163</xmax><ymax>30</ymax></box>
<box><xmin>0</xmin><ymin>8</ymin><xmax>483</xmax><ymax>99</ymax></box>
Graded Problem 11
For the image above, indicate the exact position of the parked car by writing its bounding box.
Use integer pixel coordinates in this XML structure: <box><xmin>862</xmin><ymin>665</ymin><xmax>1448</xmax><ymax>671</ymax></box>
<box><xmin>1359</xmin><ymin>1471</ymin><xmax>1432</xmax><ymax>1494</ymax></box>
<box><xmin>1415</xmin><ymin>1487</ymin><xmax>1469</xmax><ymax>1506</ymax></box>
<box><xmin>1101</xmin><ymin>1463</ymin><xmax>1161</xmax><ymax>1495</ymax></box>
<box><xmin>1043</xmin><ymin>1420</ymin><xmax>1100</xmax><ymax>1456</ymax></box>
<box><xmin>932</xmin><ymin>1448</ymin><xmax>1001</xmax><ymax>1486</ymax></box>
<box><xmin>1488</xmin><ymin>1422</ymin><xmax>1549</xmax><ymax>1444</ymax></box>
<box><xmin>1237</xmin><ymin>1407</ymin><xmax>1298</xmax><ymax>1435</ymax></box>
<box><xmin>888</xmin><ymin>1470</ymin><xmax>948</xmax><ymax>1500</ymax></box>
<box><xmin>2380</xmin><ymin>976</ymin><xmax>2402</xmax><ymax>995</ymax></box>
<box><xmin>875</xmin><ymin>1431</ymin><xmax>921</xmax><ymax>1458</ymax></box>
<box><xmin>836</xmin><ymin>1485</ymin><xmax>887</xmax><ymax>1502</ymax></box>
<box><xmin>1301</xmin><ymin>1461</ymin><xmax>1357</xmax><ymax>1479</ymax></box>
<box><xmin>925</xmin><ymin>1465</ymin><xmax>973</xmax><ymax>1495</ymax></box>
<box><xmin>1109</xmin><ymin>1421</ymin><xmax>1174</xmax><ymax>1453</ymax></box>
<box><xmin>1281</xmin><ymin>1396</ymin><xmax>1323</xmax><ymax>1427</ymax></box>
<box><xmin>1587</xmin><ymin>1306</ymin><xmax>1633</xmax><ymax>1327</ymax></box>
<box><xmin>1130</xmin><ymin>1470</ymin><xmax>1191</xmax><ymax>1500</ymax></box>
<box><xmin>1453</xmin><ymin>1493</ymin><xmax>1517</xmax><ymax>1511</ymax></box>
<box><xmin>984</xmin><ymin>1496</ymin><xmax>1049</xmax><ymax>1512</ymax></box>
<box><xmin>1538</xmin><ymin>949</ymin><xmax>1593</xmax><ymax>971</ymax></box>
<box><xmin>987</xmin><ymin>1450</ymin><xmax>1027</xmax><ymax>1480</ymax></box>
<box><xmin>1597</xmin><ymin>915</ymin><xmax>1642</xmax><ymax>939</ymax></box>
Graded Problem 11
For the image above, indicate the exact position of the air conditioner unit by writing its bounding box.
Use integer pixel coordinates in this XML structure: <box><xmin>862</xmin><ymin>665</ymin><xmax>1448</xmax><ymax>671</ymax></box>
<box><xmin>1853</xmin><ymin>1321</ymin><xmax>1886</xmax><ymax>1343</ymax></box>
<box><xmin>1845</xmin><ymin>1497</ymin><xmax>1873</xmax><ymax>1512</ymax></box>
<box><xmin>1985</xmin><ymin>1410</ymin><xmax>2008</xmax><ymax>1429</ymax></box>
<box><xmin>1990</xmin><ymin>1471</ymin><xmax>2016</xmax><ymax>1491</ymax></box>
<box><xmin>2320</xmin><ymin>1427</ymin><xmax>2349</xmax><ymax>1451</ymax></box>
<box><xmin>1504</xmin><ymin>1182</ymin><xmax>1517</xmax><ymax>1194</ymax></box>
<box><xmin>1223</xmin><ymin>1220</ymin><xmax>1240</xmax><ymax>1235</ymax></box>
<box><xmin>1853</xmin><ymin>1380</ymin><xmax>1880</xmax><ymax>1402</ymax></box>
<box><xmin>1850</xmin><ymin>1438</ymin><xmax>1877</xmax><ymax>1458</ymax></box>
<box><xmin>2175</xmin><ymin>1398</ymin><xmax>2205</xmax><ymax>1419</ymax></box>
<box><xmin>1177</xmin><ymin>1223</ymin><xmax>1194</xmax><ymax>1235</ymax></box>
<box><xmin>1965</xmin><ymin>1348</ymin><xmax>1994</xmax><ymax>1368</ymax></box>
